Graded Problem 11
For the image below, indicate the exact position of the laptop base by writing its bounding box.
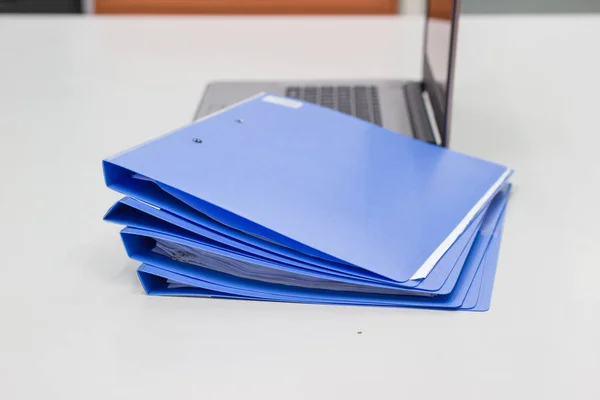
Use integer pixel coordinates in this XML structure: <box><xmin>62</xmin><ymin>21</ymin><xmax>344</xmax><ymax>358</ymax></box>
<box><xmin>194</xmin><ymin>80</ymin><xmax>417</xmax><ymax>138</ymax></box>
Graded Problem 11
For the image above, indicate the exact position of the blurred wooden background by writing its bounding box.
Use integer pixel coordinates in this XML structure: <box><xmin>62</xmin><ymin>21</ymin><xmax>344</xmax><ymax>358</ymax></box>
<box><xmin>95</xmin><ymin>0</ymin><xmax>398</xmax><ymax>14</ymax></box>
<box><xmin>429</xmin><ymin>0</ymin><xmax>453</xmax><ymax>19</ymax></box>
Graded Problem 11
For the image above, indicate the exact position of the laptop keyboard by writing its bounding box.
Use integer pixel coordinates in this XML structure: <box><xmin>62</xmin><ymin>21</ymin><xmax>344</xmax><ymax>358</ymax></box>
<box><xmin>285</xmin><ymin>85</ymin><xmax>382</xmax><ymax>126</ymax></box>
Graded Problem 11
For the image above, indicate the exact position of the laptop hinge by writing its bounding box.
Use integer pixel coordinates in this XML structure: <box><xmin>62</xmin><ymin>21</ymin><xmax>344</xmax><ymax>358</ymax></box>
<box><xmin>421</xmin><ymin>90</ymin><xmax>442</xmax><ymax>146</ymax></box>
<box><xmin>403</xmin><ymin>83</ymin><xmax>440</xmax><ymax>146</ymax></box>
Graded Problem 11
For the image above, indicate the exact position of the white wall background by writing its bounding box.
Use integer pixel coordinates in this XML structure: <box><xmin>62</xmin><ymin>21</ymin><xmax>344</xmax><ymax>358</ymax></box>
<box><xmin>83</xmin><ymin>0</ymin><xmax>93</xmax><ymax>13</ymax></box>
<box><xmin>401</xmin><ymin>0</ymin><xmax>600</xmax><ymax>14</ymax></box>
<box><xmin>399</xmin><ymin>0</ymin><xmax>425</xmax><ymax>14</ymax></box>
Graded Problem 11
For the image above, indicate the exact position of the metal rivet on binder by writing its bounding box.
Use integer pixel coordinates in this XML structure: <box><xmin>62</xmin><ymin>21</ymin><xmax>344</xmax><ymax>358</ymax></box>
<box><xmin>192</xmin><ymin>138</ymin><xmax>203</xmax><ymax>143</ymax></box>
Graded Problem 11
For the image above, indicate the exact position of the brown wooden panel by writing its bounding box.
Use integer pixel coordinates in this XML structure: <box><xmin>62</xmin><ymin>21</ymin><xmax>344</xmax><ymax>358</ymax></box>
<box><xmin>95</xmin><ymin>0</ymin><xmax>397</xmax><ymax>15</ymax></box>
<box><xmin>428</xmin><ymin>0</ymin><xmax>453</xmax><ymax>20</ymax></box>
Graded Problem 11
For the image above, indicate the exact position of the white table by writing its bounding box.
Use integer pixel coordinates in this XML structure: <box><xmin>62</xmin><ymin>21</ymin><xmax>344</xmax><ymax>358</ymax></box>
<box><xmin>0</xmin><ymin>15</ymin><xmax>598</xmax><ymax>400</ymax></box>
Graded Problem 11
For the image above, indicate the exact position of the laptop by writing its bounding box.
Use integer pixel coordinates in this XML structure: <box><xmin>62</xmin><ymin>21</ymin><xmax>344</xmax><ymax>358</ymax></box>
<box><xmin>194</xmin><ymin>0</ymin><xmax>460</xmax><ymax>147</ymax></box>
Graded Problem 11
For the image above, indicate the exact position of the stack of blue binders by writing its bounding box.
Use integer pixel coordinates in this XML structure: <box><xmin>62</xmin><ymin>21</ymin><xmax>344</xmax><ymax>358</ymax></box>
<box><xmin>103</xmin><ymin>93</ymin><xmax>512</xmax><ymax>311</ymax></box>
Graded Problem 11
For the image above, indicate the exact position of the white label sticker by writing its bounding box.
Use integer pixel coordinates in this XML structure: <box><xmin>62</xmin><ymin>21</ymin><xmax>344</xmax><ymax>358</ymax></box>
<box><xmin>262</xmin><ymin>95</ymin><xmax>303</xmax><ymax>109</ymax></box>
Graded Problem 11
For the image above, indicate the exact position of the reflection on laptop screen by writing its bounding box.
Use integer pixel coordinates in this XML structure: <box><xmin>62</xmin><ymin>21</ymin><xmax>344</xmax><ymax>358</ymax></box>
<box><xmin>426</xmin><ymin>2</ymin><xmax>452</xmax><ymax>98</ymax></box>
<box><xmin>423</xmin><ymin>0</ymin><xmax>459</xmax><ymax>146</ymax></box>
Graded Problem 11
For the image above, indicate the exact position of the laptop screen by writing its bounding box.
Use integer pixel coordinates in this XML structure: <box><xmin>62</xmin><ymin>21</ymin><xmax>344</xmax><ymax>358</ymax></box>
<box><xmin>423</xmin><ymin>0</ymin><xmax>460</xmax><ymax>146</ymax></box>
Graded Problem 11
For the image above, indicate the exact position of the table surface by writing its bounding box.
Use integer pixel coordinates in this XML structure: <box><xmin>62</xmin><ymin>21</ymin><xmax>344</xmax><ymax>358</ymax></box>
<box><xmin>0</xmin><ymin>15</ymin><xmax>598</xmax><ymax>400</ymax></box>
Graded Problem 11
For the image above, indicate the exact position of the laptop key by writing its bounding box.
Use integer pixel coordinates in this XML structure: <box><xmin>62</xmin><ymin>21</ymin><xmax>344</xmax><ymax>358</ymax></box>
<box><xmin>304</xmin><ymin>86</ymin><xmax>318</xmax><ymax>104</ymax></box>
<box><xmin>285</xmin><ymin>87</ymin><xmax>301</xmax><ymax>99</ymax></box>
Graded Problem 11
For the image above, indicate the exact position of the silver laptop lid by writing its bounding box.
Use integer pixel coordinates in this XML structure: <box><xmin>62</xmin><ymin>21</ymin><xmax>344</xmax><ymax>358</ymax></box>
<box><xmin>422</xmin><ymin>0</ymin><xmax>461</xmax><ymax>147</ymax></box>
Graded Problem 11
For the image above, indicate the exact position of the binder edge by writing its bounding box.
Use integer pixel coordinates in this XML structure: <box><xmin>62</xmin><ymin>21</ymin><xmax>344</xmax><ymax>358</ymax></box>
<box><xmin>409</xmin><ymin>168</ymin><xmax>512</xmax><ymax>280</ymax></box>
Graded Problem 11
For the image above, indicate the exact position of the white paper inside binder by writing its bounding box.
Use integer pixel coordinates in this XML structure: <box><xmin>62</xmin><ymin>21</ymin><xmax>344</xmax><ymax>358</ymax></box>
<box><xmin>153</xmin><ymin>239</ymin><xmax>433</xmax><ymax>296</ymax></box>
